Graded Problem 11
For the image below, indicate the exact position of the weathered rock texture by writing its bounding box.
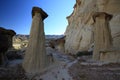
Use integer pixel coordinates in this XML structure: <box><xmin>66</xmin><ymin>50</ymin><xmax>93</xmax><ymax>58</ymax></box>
<box><xmin>22</xmin><ymin>7</ymin><xmax>48</xmax><ymax>73</ymax></box>
<box><xmin>93</xmin><ymin>12</ymin><xmax>113</xmax><ymax>60</ymax></box>
<box><xmin>49</xmin><ymin>36</ymin><xmax>65</xmax><ymax>53</ymax></box>
<box><xmin>13</xmin><ymin>35</ymin><xmax>29</xmax><ymax>49</ymax></box>
<box><xmin>100</xmin><ymin>50</ymin><xmax>120</xmax><ymax>63</ymax></box>
<box><xmin>65</xmin><ymin>0</ymin><xmax>120</xmax><ymax>55</ymax></box>
<box><xmin>55</xmin><ymin>36</ymin><xmax>65</xmax><ymax>53</ymax></box>
<box><xmin>0</xmin><ymin>27</ymin><xmax>16</xmax><ymax>65</ymax></box>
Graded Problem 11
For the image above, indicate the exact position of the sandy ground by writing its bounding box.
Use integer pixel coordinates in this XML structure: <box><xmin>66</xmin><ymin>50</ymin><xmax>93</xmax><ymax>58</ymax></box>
<box><xmin>0</xmin><ymin>48</ymin><xmax>74</xmax><ymax>80</ymax></box>
<box><xmin>30</xmin><ymin>48</ymin><xmax>74</xmax><ymax>80</ymax></box>
<box><xmin>68</xmin><ymin>56</ymin><xmax>120</xmax><ymax>80</ymax></box>
<box><xmin>32</xmin><ymin>62</ymin><xmax>72</xmax><ymax>80</ymax></box>
<box><xmin>0</xmin><ymin>48</ymin><xmax>120</xmax><ymax>80</ymax></box>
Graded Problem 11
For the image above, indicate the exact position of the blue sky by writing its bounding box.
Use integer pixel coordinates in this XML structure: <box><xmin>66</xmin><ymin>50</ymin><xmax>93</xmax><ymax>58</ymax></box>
<box><xmin>0</xmin><ymin>0</ymin><xmax>75</xmax><ymax>35</ymax></box>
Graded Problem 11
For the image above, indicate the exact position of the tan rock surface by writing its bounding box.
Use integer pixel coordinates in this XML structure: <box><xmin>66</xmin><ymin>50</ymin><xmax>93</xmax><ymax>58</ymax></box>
<box><xmin>22</xmin><ymin>7</ymin><xmax>48</xmax><ymax>74</ymax></box>
<box><xmin>65</xmin><ymin>0</ymin><xmax>120</xmax><ymax>54</ymax></box>
<box><xmin>93</xmin><ymin>12</ymin><xmax>113</xmax><ymax>60</ymax></box>
<box><xmin>65</xmin><ymin>0</ymin><xmax>97</xmax><ymax>54</ymax></box>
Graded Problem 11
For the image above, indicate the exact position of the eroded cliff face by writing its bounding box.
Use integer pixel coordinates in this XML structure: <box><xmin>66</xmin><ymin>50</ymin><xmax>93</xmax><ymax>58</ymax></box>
<box><xmin>65</xmin><ymin>0</ymin><xmax>120</xmax><ymax>54</ymax></box>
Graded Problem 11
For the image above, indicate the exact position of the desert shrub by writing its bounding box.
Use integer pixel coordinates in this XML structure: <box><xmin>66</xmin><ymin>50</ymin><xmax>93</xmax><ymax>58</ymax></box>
<box><xmin>76</xmin><ymin>51</ymin><xmax>93</xmax><ymax>57</ymax></box>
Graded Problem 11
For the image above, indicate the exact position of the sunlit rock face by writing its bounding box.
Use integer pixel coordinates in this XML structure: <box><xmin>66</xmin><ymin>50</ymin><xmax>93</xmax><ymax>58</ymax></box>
<box><xmin>12</xmin><ymin>35</ymin><xmax>29</xmax><ymax>49</ymax></box>
<box><xmin>22</xmin><ymin>7</ymin><xmax>48</xmax><ymax>74</ymax></box>
<box><xmin>65</xmin><ymin>0</ymin><xmax>120</xmax><ymax>55</ymax></box>
<box><xmin>65</xmin><ymin>0</ymin><xmax>97</xmax><ymax>54</ymax></box>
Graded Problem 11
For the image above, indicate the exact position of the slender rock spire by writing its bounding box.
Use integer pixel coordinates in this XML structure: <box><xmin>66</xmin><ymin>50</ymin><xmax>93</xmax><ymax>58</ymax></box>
<box><xmin>22</xmin><ymin>7</ymin><xmax>48</xmax><ymax>73</ymax></box>
<box><xmin>92</xmin><ymin>12</ymin><xmax>113</xmax><ymax>60</ymax></box>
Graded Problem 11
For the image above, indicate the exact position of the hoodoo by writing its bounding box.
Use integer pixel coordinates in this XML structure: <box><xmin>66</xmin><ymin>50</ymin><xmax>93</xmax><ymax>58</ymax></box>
<box><xmin>22</xmin><ymin>7</ymin><xmax>48</xmax><ymax>73</ymax></box>
<box><xmin>0</xmin><ymin>27</ymin><xmax>16</xmax><ymax>65</ymax></box>
<box><xmin>93</xmin><ymin>12</ymin><xmax>113</xmax><ymax>60</ymax></box>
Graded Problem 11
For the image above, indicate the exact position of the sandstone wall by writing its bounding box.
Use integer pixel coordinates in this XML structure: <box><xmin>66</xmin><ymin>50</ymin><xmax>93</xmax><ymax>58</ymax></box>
<box><xmin>65</xmin><ymin>0</ymin><xmax>120</xmax><ymax>54</ymax></box>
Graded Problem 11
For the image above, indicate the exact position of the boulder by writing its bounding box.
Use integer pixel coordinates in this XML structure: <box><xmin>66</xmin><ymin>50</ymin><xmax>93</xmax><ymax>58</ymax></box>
<box><xmin>49</xmin><ymin>36</ymin><xmax>65</xmax><ymax>53</ymax></box>
<box><xmin>0</xmin><ymin>27</ymin><xmax>16</xmax><ymax>65</ymax></box>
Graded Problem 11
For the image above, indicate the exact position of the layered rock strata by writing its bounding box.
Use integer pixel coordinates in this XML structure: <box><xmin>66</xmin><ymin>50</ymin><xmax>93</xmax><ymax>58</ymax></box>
<box><xmin>22</xmin><ymin>7</ymin><xmax>48</xmax><ymax>73</ymax></box>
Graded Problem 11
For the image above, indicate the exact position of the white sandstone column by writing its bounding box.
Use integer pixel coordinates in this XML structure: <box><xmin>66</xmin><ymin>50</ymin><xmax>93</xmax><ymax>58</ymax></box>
<box><xmin>93</xmin><ymin>12</ymin><xmax>113</xmax><ymax>60</ymax></box>
<box><xmin>22</xmin><ymin>7</ymin><xmax>48</xmax><ymax>73</ymax></box>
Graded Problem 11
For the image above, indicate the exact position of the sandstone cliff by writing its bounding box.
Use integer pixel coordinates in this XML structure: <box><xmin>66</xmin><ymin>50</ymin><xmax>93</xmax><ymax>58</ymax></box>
<box><xmin>65</xmin><ymin>0</ymin><xmax>120</xmax><ymax>54</ymax></box>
